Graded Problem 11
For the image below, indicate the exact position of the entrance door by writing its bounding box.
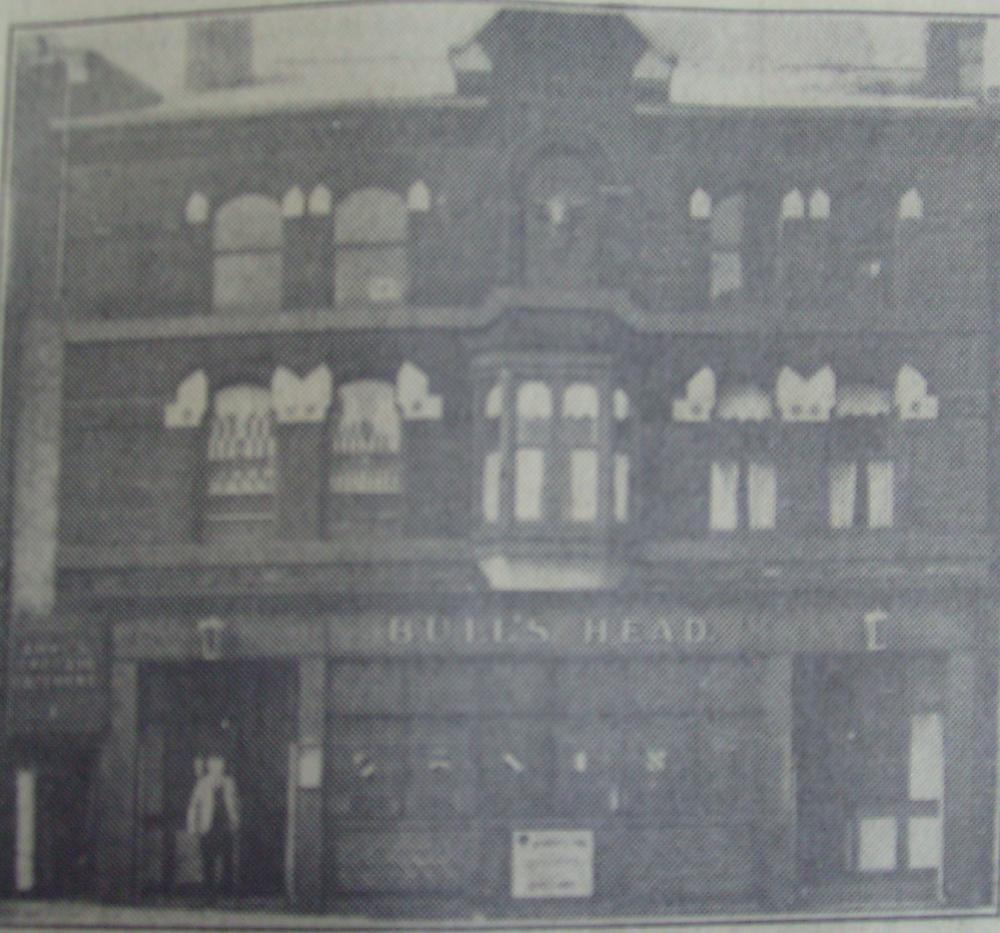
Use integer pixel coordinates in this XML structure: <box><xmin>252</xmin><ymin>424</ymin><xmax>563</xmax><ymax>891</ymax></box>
<box><xmin>137</xmin><ymin>661</ymin><xmax>296</xmax><ymax>898</ymax></box>
<box><xmin>794</xmin><ymin>655</ymin><xmax>944</xmax><ymax>898</ymax></box>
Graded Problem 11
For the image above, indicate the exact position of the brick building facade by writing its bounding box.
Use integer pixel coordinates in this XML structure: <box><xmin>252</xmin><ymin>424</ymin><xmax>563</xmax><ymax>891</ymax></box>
<box><xmin>2</xmin><ymin>5</ymin><xmax>999</xmax><ymax>920</ymax></box>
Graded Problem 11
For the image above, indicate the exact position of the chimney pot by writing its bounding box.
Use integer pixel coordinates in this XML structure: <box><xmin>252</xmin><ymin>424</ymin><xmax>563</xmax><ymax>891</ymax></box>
<box><xmin>185</xmin><ymin>17</ymin><xmax>253</xmax><ymax>92</ymax></box>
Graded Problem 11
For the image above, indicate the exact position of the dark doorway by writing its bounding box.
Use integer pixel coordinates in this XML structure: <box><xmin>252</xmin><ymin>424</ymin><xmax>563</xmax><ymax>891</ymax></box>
<box><xmin>137</xmin><ymin>661</ymin><xmax>297</xmax><ymax>899</ymax></box>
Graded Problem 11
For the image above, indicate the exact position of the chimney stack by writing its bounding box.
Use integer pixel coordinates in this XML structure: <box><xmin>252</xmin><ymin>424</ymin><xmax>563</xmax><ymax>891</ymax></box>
<box><xmin>925</xmin><ymin>20</ymin><xmax>985</xmax><ymax>98</ymax></box>
<box><xmin>185</xmin><ymin>17</ymin><xmax>253</xmax><ymax>92</ymax></box>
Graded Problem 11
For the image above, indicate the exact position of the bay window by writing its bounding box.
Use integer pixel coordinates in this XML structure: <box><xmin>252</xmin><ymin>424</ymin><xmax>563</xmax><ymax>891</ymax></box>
<box><xmin>478</xmin><ymin>365</ymin><xmax>628</xmax><ymax>533</ymax></box>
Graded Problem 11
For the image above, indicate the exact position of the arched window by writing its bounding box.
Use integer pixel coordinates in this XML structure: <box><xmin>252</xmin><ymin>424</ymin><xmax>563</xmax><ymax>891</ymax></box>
<box><xmin>204</xmin><ymin>384</ymin><xmax>276</xmax><ymax>540</ymax></box>
<box><xmin>515</xmin><ymin>381</ymin><xmax>552</xmax><ymax>522</ymax></box>
<box><xmin>562</xmin><ymin>383</ymin><xmax>600</xmax><ymax>523</ymax></box>
<box><xmin>613</xmin><ymin>388</ymin><xmax>631</xmax><ymax>524</ymax></box>
<box><xmin>835</xmin><ymin>188</ymin><xmax>890</xmax><ymax>297</ymax></box>
<box><xmin>330</xmin><ymin>380</ymin><xmax>403</xmax><ymax>525</ymax></box>
<box><xmin>524</xmin><ymin>153</ymin><xmax>598</xmax><ymax>288</ymax></box>
<box><xmin>710</xmin><ymin>192</ymin><xmax>746</xmax><ymax>300</ymax></box>
<box><xmin>212</xmin><ymin>194</ymin><xmax>283</xmax><ymax>312</ymax></box>
<box><xmin>333</xmin><ymin>188</ymin><xmax>408</xmax><ymax>306</ymax></box>
<box><xmin>482</xmin><ymin>382</ymin><xmax>504</xmax><ymax>523</ymax></box>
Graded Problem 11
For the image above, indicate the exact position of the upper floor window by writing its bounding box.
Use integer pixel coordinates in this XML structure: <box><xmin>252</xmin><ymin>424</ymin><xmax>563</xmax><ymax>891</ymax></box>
<box><xmin>515</xmin><ymin>381</ymin><xmax>553</xmax><ymax>522</ymax></box>
<box><xmin>562</xmin><ymin>383</ymin><xmax>600</xmax><ymax>523</ymax></box>
<box><xmin>524</xmin><ymin>154</ymin><xmax>598</xmax><ymax>288</ymax></box>
<box><xmin>212</xmin><ymin>194</ymin><xmax>283</xmax><ymax>312</ymax></box>
<box><xmin>333</xmin><ymin>189</ymin><xmax>408</xmax><ymax>306</ymax></box>
<box><xmin>710</xmin><ymin>192</ymin><xmax>746</xmax><ymax>301</ymax></box>
<box><xmin>829</xmin><ymin>461</ymin><xmax>894</xmax><ymax>529</ymax></box>
<box><xmin>898</xmin><ymin>188</ymin><xmax>923</xmax><ymax>222</ymax></box>
<box><xmin>835</xmin><ymin>188</ymin><xmax>889</xmax><ymax>298</ymax></box>
<box><xmin>204</xmin><ymin>384</ymin><xmax>276</xmax><ymax>541</ymax></box>
<box><xmin>329</xmin><ymin>380</ymin><xmax>403</xmax><ymax>525</ymax></box>
<box><xmin>709</xmin><ymin>460</ymin><xmax>776</xmax><ymax>531</ymax></box>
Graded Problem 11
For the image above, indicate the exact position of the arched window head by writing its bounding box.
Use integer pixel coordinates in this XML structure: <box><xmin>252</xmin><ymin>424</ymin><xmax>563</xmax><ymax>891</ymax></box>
<box><xmin>308</xmin><ymin>184</ymin><xmax>332</xmax><ymax>217</ymax></box>
<box><xmin>282</xmin><ymin>187</ymin><xmax>305</xmax><ymax>219</ymax></box>
<box><xmin>212</xmin><ymin>194</ymin><xmax>284</xmax><ymax>312</ymax></box>
<box><xmin>899</xmin><ymin>188</ymin><xmax>923</xmax><ymax>221</ymax></box>
<box><xmin>809</xmin><ymin>188</ymin><xmax>831</xmax><ymax>220</ymax></box>
<box><xmin>334</xmin><ymin>188</ymin><xmax>408</xmax><ymax>305</ymax></box>
<box><xmin>690</xmin><ymin>188</ymin><xmax>712</xmax><ymax>220</ymax></box>
<box><xmin>185</xmin><ymin>192</ymin><xmax>209</xmax><ymax>225</ymax></box>
<box><xmin>781</xmin><ymin>189</ymin><xmax>806</xmax><ymax>221</ymax></box>
<box><xmin>407</xmin><ymin>180</ymin><xmax>431</xmax><ymax>213</ymax></box>
<box><xmin>205</xmin><ymin>384</ymin><xmax>276</xmax><ymax>524</ymax></box>
<box><xmin>516</xmin><ymin>381</ymin><xmax>553</xmax><ymax>421</ymax></box>
<box><xmin>330</xmin><ymin>380</ymin><xmax>402</xmax><ymax>496</ymax></box>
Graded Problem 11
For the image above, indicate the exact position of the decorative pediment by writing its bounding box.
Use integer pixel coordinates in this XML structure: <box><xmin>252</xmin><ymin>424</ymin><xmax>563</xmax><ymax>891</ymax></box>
<box><xmin>835</xmin><ymin>384</ymin><xmax>892</xmax><ymax>418</ymax></box>
<box><xmin>895</xmin><ymin>365</ymin><xmax>938</xmax><ymax>420</ymax></box>
<box><xmin>717</xmin><ymin>385</ymin><xmax>772</xmax><ymax>422</ymax></box>
<box><xmin>397</xmin><ymin>362</ymin><xmax>442</xmax><ymax>421</ymax></box>
<box><xmin>164</xmin><ymin>370</ymin><xmax>208</xmax><ymax>428</ymax></box>
<box><xmin>672</xmin><ymin>367</ymin><xmax>716</xmax><ymax>422</ymax></box>
<box><xmin>271</xmin><ymin>365</ymin><xmax>332</xmax><ymax>424</ymax></box>
<box><xmin>776</xmin><ymin>366</ymin><xmax>835</xmax><ymax>422</ymax></box>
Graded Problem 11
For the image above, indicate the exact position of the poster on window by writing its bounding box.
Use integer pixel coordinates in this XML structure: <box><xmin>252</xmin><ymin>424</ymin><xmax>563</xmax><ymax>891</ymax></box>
<box><xmin>511</xmin><ymin>830</ymin><xmax>594</xmax><ymax>899</ymax></box>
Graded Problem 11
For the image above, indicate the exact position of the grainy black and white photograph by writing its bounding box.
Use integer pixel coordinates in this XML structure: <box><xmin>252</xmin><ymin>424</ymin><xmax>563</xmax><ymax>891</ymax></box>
<box><xmin>0</xmin><ymin>0</ymin><xmax>999</xmax><ymax>930</ymax></box>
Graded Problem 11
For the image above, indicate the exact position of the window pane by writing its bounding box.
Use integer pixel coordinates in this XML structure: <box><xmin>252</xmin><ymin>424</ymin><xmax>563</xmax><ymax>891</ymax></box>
<box><xmin>515</xmin><ymin>449</ymin><xmax>545</xmax><ymax>521</ymax></box>
<box><xmin>480</xmin><ymin>719</ymin><xmax>551</xmax><ymax>815</ymax></box>
<box><xmin>908</xmin><ymin>815</ymin><xmax>942</xmax><ymax>870</ymax></box>
<box><xmin>830</xmin><ymin>462</ymin><xmax>858</xmax><ymax>529</ymax></box>
<box><xmin>569</xmin><ymin>449</ymin><xmax>598</xmax><ymax>523</ymax></box>
<box><xmin>747</xmin><ymin>462</ymin><xmax>776</xmax><ymax>529</ymax></box>
<box><xmin>614</xmin><ymin>453</ymin><xmax>630</xmax><ymax>523</ymax></box>
<box><xmin>709</xmin><ymin>461</ymin><xmax>739</xmax><ymax>531</ymax></box>
<box><xmin>207</xmin><ymin>386</ymin><xmax>275</xmax><ymax>496</ymax></box>
<box><xmin>482</xmin><ymin>451</ymin><xmax>501</xmax><ymax>523</ymax></box>
<box><xmin>710</xmin><ymin>251</ymin><xmax>743</xmax><ymax>299</ymax></box>
<box><xmin>857</xmin><ymin>816</ymin><xmax>897</xmax><ymax>872</ymax></box>
<box><xmin>909</xmin><ymin>712</ymin><xmax>943</xmax><ymax>801</ymax></box>
<box><xmin>867</xmin><ymin>461</ymin><xmax>894</xmax><ymax>528</ymax></box>
<box><xmin>212</xmin><ymin>253</ymin><xmax>282</xmax><ymax>311</ymax></box>
<box><xmin>327</xmin><ymin>719</ymin><xmax>406</xmax><ymax>818</ymax></box>
<box><xmin>406</xmin><ymin>720</ymin><xmax>475</xmax><ymax>816</ymax></box>
<box><xmin>333</xmin><ymin>246</ymin><xmax>407</xmax><ymax>306</ymax></box>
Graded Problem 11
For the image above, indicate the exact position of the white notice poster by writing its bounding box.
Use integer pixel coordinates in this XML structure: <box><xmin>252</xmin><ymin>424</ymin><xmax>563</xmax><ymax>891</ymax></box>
<box><xmin>511</xmin><ymin>830</ymin><xmax>594</xmax><ymax>899</ymax></box>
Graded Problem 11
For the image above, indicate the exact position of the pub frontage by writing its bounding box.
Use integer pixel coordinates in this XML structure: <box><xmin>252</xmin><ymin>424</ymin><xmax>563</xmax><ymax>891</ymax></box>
<box><xmin>79</xmin><ymin>592</ymin><xmax>992</xmax><ymax>917</ymax></box>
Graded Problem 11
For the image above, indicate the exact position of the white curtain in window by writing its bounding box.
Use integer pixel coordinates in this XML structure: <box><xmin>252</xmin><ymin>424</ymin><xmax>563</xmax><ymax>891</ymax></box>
<box><xmin>212</xmin><ymin>194</ymin><xmax>284</xmax><ymax>312</ymax></box>
<box><xmin>747</xmin><ymin>462</ymin><xmax>776</xmax><ymax>529</ymax></box>
<box><xmin>482</xmin><ymin>451</ymin><xmax>501</xmax><ymax>523</ymax></box>
<box><xmin>909</xmin><ymin>712</ymin><xmax>944</xmax><ymax>801</ymax></box>
<box><xmin>829</xmin><ymin>462</ymin><xmax>858</xmax><ymax>529</ymax></box>
<box><xmin>515</xmin><ymin>449</ymin><xmax>545</xmax><ymax>522</ymax></box>
<box><xmin>330</xmin><ymin>381</ymin><xmax>402</xmax><ymax>495</ymax></box>
<box><xmin>206</xmin><ymin>385</ymin><xmax>276</xmax><ymax>496</ymax></box>
<box><xmin>569</xmin><ymin>449</ymin><xmax>599</xmax><ymax>523</ymax></box>
<box><xmin>614</xmin><ymin>453</ymin><xmax>630</xmax><ymax>523</ymax></box>
<box><xmin>709</xmin><ymin>461</ymin><xmax>739</xmax><ymax>531</ymax></box>
<box><xmin>867</xmin><ymin>461</ymin><xmax>894</xmax><ymax>528</ymax></box>
<box><xmin>334</xmin><ymin>188</ymin><xmax>408</xmax><ymax>306</ymax></box>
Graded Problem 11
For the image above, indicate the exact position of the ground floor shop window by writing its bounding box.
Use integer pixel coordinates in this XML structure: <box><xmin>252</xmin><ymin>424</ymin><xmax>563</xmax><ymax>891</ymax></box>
<box><xmin>325</xmin><ymin>657</ymin><xmax>765</xmax><ymax>899</ymax></box>
<box><xmin>794</xmin><ymin>654</ymin><xmax>945</xmax><ymax>897</ymax></box>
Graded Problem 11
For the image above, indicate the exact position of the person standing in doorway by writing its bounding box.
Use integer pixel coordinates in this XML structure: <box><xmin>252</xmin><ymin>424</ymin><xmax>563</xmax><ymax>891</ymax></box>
<box><xmin>185</xmin><ymin>755</ymin><xmax>240</xmax><ymax>897</ymax></box>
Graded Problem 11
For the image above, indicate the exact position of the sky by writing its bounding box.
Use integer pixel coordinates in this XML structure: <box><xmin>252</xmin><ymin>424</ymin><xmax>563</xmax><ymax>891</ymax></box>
<box><xmin>11</xmin><ymin>2</ymin><xmax>1000</xmax><ymax>98</ymax></box>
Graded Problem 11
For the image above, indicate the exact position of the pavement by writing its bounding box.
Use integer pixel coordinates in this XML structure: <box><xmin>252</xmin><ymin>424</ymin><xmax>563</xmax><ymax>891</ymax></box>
<box><xmin>1</xmin><ymin>900</ymin><xmax>1000</xmax><ymax>933</ymax></box>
